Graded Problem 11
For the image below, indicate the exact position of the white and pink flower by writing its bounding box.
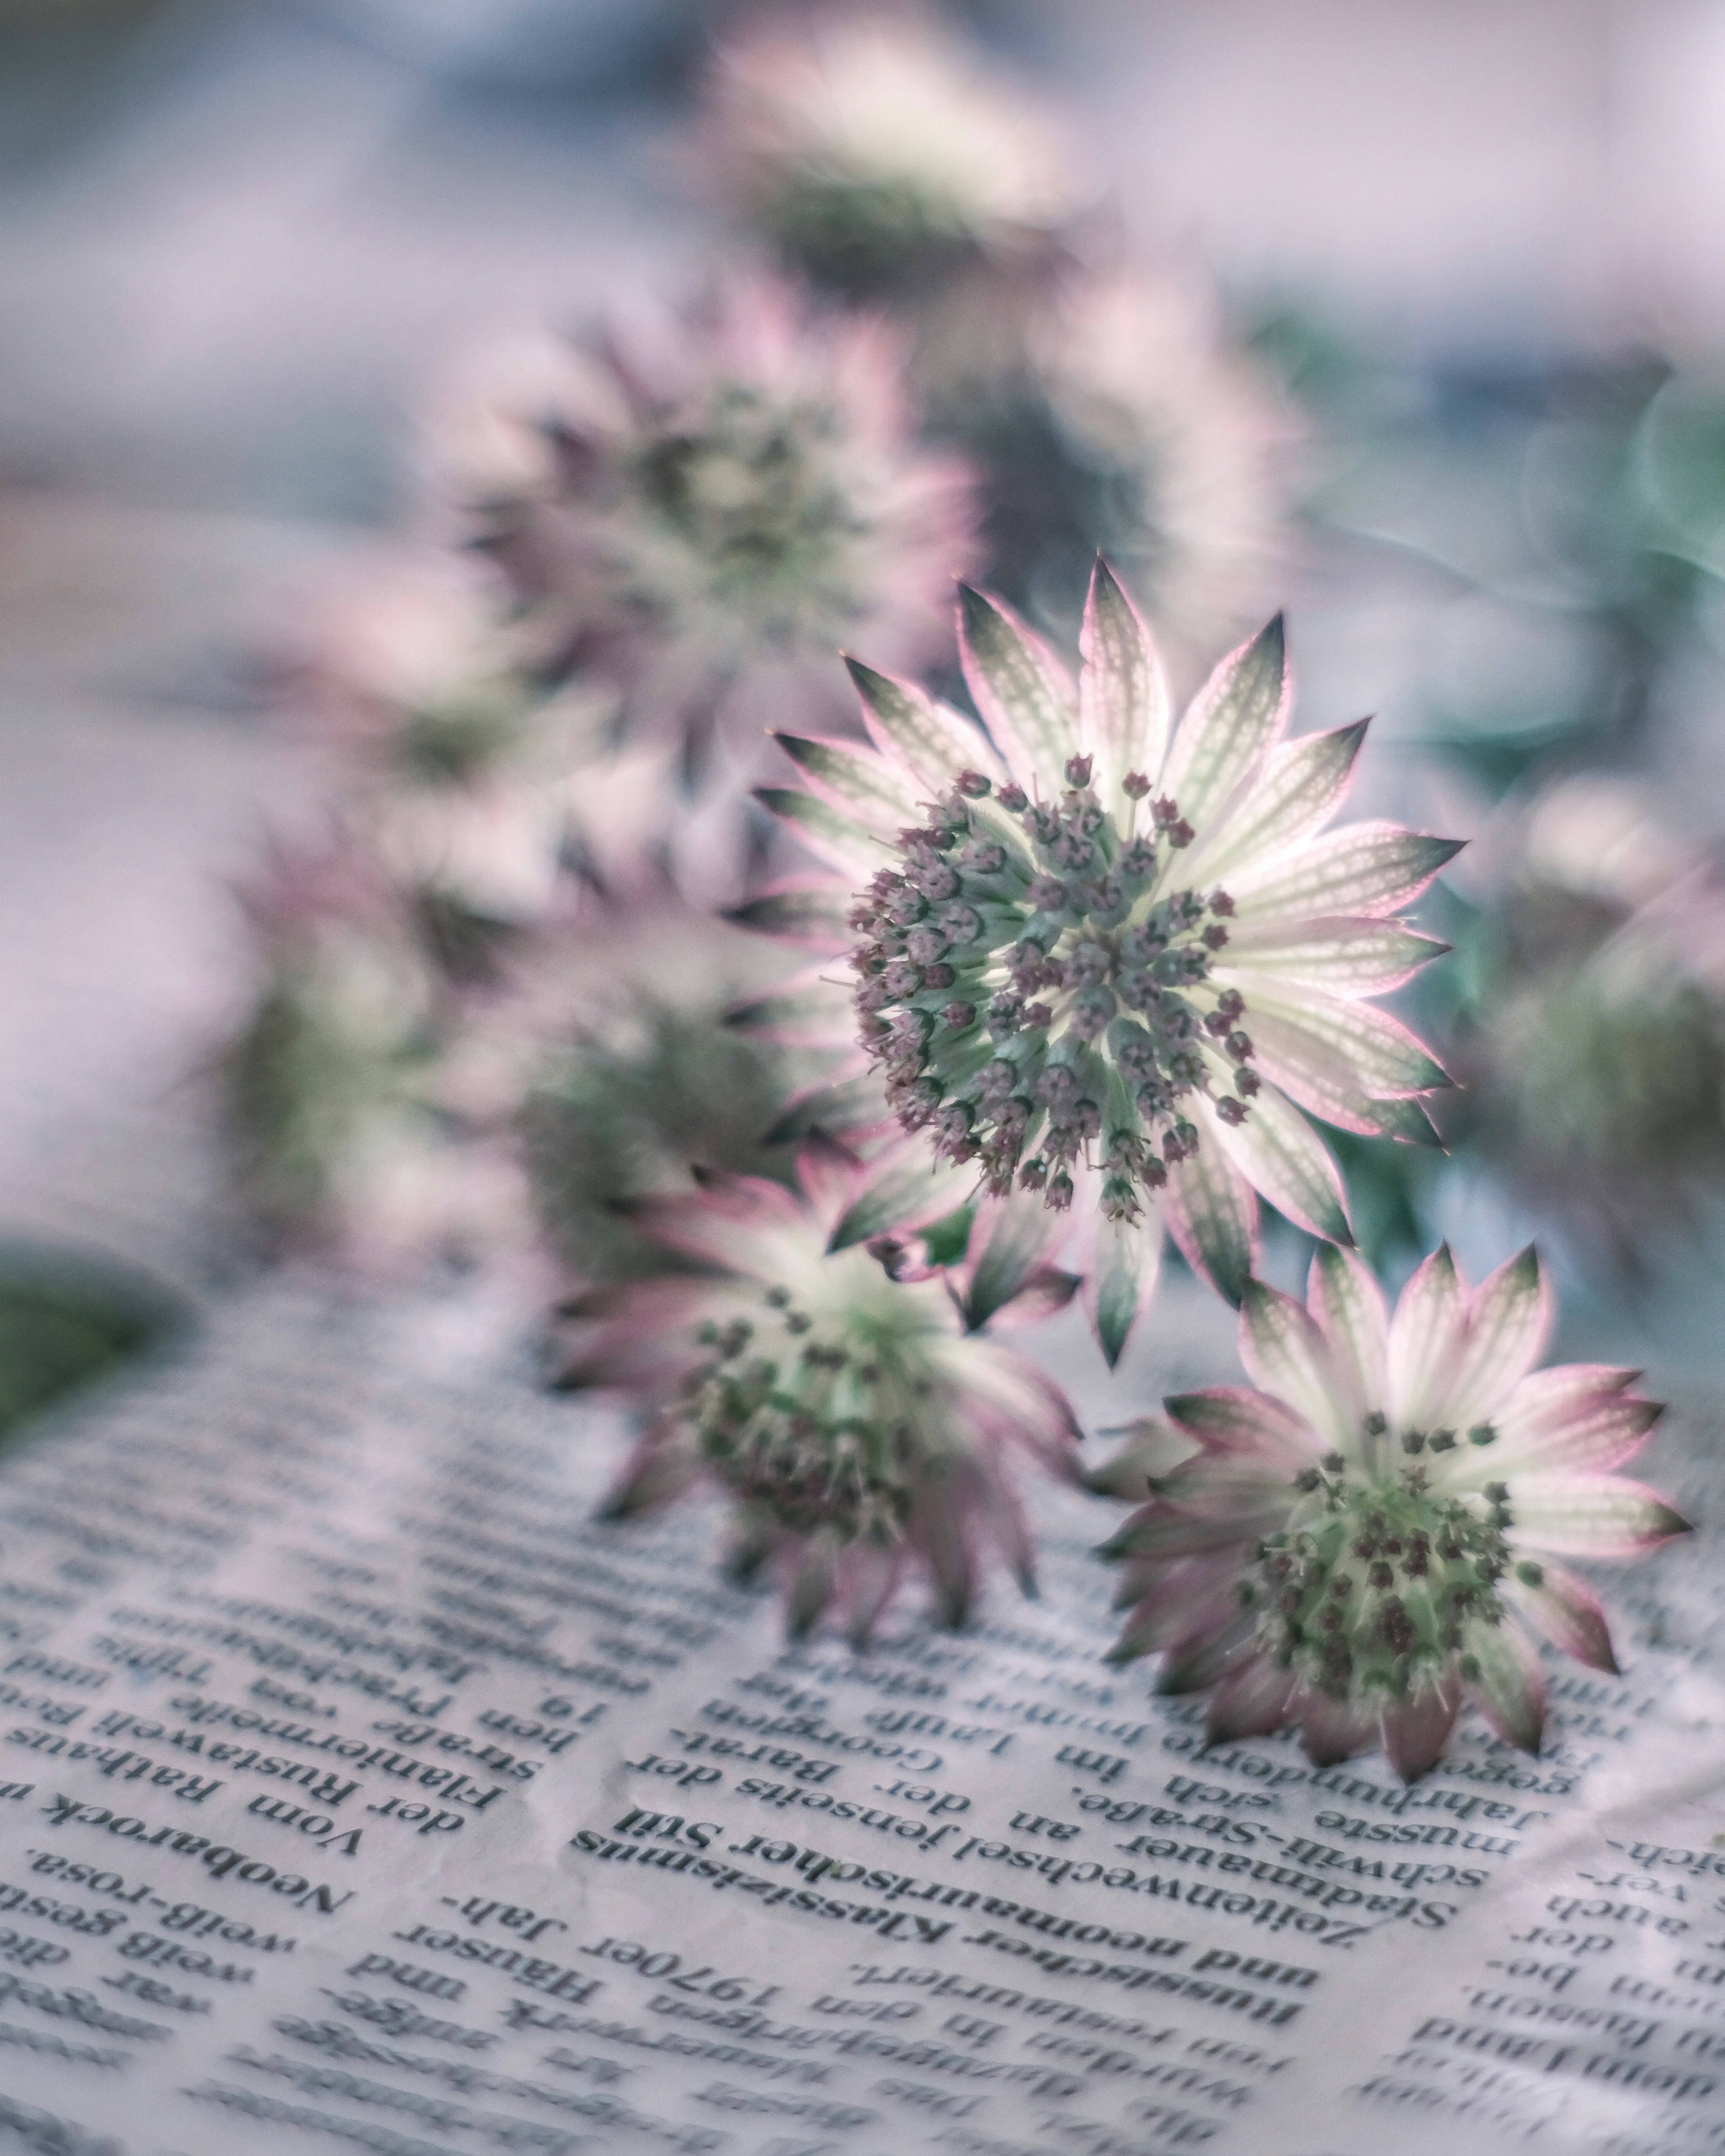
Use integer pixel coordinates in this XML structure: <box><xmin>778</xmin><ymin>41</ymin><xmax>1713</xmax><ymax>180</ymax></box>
<box><xmin>556</xmin><ymin>1139</ymin><xmax>1082</xmax><ymax>1641</ymax></box>
<box><xmin>1102</xmin><ymin>1243</ymin><xmax>1687</xmax><ymax>1781</ymax></box>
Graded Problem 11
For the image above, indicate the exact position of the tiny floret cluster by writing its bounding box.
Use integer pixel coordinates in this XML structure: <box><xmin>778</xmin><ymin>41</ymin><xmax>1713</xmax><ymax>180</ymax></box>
<box><xmin>556</xmin><ymin>1140</ymin><xmax>1080</xmax><ymax>1640</ymax></box>
<box><xmin>1103</xmin><ymin>1242</ymin><xmax>1687</xmax><ymax>1780</ymax></box>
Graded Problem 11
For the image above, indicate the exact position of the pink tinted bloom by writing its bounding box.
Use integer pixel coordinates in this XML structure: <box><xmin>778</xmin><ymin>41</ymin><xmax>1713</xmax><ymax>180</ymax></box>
<box><xmin>437</xmin><ymin>274</ymin><xmax>979</xmax><ymax>760</ymax></box>
<box><xmin>743</xmin><ymin>558</ymin><xmax>1459</xmax><ymax>1363</ymax></box>
<box><xmin>555</xmin><ymin>1140</ymin><xmax>1081</xmax><ymax>1641</ymax></box>
<box><xmin>1102</xmin><ymin>1243</ymin><xmax>1687</xmax><ymax>1781</ymax></box>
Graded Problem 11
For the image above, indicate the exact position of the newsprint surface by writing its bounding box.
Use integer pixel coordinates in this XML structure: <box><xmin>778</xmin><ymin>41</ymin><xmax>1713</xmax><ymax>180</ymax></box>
<box><xmin>0</xmin><ymin>1278</ymin><xmax>1721</xmax><ymax>2156</ymax></box>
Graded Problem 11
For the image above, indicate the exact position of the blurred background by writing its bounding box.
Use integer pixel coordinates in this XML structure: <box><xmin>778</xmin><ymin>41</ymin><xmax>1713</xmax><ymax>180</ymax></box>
<box><xmin>9</xmin><ymin>0</ymin><xmax>1725</xmax><ymax>1441</ymax></box>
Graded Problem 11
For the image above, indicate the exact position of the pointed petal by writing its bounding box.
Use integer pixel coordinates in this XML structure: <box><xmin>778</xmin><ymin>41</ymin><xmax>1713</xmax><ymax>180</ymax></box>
<box><xmin>773</xmin><ymin>733</ymin><xmax>924</xmax><ymax>838</ymax></box>
<box><xmin>1163</xmin><ymin>615</ymin><xmax>1289</xmax><ymax>833</ymax></box>
<box><xmin>628</xmin><ymin>1174</ymin><xmax>811</xmax><ymax>1277</ymax></box>
<box><xmin>786</xmin><ymin>1546</ymin><xmax>837</xmax><ymax>1640</ymax></box>
<box><xmin>724</xmin><ymin>877</ymin><xmax>852</xmax><ymax>951</ymax></box>
<box><xmin>1186</xmin><ymin>719</ymin><xmax>1367</xmax><ymax>888</ymax></box>
<box><xmin>1462</xmin><ymin>1618</ymin><xmax>1546</xmax><ymax>1754</ymax></box>
<box><xmin>1152</xmin><ymin>1454</ymin><xmax>1304</xmax><ymax>1515</ymax></box>
<box><xmin>793</xmin><ymin>1132</ymin><xmax>864</xmax><ymax>1231</ymax></box>
<box><xmin>1299</xmin><ymin>1691</ymin><xmax>1376</xmax><ymax>1768</ymax></box>
<box><xmin>1244</xmin><ymin>986</ymin><xmax>1452</xmax><ymax>1099</ymax></box>
<box><xmin>1108</xmin><ymin>1564</ymin><xmax>1240</xmax><ymax>1663</ymax></box>
<box><xmin>597</xmin><ymin>1428</ymin><xmax>703</xmax><ymax>1521</ymax></box>
<box><xmin>1486</xmin><ymin>1389</ymin><xmax>1662</xmax><ymax>1478</ymax></box>
<box><xmin>767</xmin><ymin>1066</ymin><xmax>892</xmax><ymax>1144</ymax></box>
<box><xmin>1155</xmin><ymin>1613</ymin><xmax>1257</xmax><ymax>1696</ymax></box>
<box><xmin>1207</xmin><ymin>1084</ymin><xmax>1353</xmax><ymax>1246</ymax></box>
<box><xmin>961</xmin><ymin>1191</ymin><xmax>1065</xmax><ymax>1330</ymax></box>
<box><xmin>1387</xmin><ymin>1244</ymin><xmax>1467</xmax><ymax>1431</ymax></box>
<box><xmin>1078</xmin><ymin>557</ymin><xmax>1170</xmax><ymax>803</ymax></box>
<box><xmin>1206</xmin><ymin>1657</ymin><xmax>1300</xmax><ymax>1743</ymax></box>
<box><xmin>827</xmin><ymin>1142</ymin><xmax>978</xmax><ymax>1250</ymax></box>
<box><xmin>1099</xmin><ymin>1507</ymin><xmax>1276</xmax><ymax>1562</ymax></box>
<box><xmin>1085</xmin><ymin>1209</ymin><xmax>1163</xmax><ymax>1369</ymax></box>
<box><xmin>1239</xmin><ymin>1279</ymin><xmax>1350</xmax><ymax>1449</ymax></box>
<box><xmin>1504</xmin><ymin>1475</ymin><xmax>1690</xmax><ymax>1558</ymax></box>
<box><xmin>1307</xmin><ymin>1245</ymin><xmax>1389</xmax><ymax>1427</ymax></box>
<box><xmin>1217</xmin><ymin>916</ymin><xmax>1451</xmax><ymax>997</ymax></box>
<box><xmin>847</xmin><ymin>656</ymin><xmax>1004</xmax><ymax>793</ymax></box>
<box><xmin>756</xmin><ymin>786</ymin><xmax>894</xmax><ymax>875</ymax></box>
<box><xmin>1382</xmin><ymin>1679</ymin><xmax>1460</xmax><ymax>1783</ymax></box>
<box><xmin>1163</xmin><ymin>1141</ymin><xmax>1259</xmax><ymax>1307</ymax></box>
<box><xmin>1250</xmin><ymin>1029</ymin><xmax>1443</xmax><ymax>1141</ymax></box>
<box><xmin>1502</xmin><ymin>1561</ymin><xmax>1620</xmax><ymax>1675</ymax></box>
<box><xmin>1165</xmin><ymin>1385</ymin><xmax>1326</xmax><ymax>1465</ymax></box>
<box><xmin>957</xmin><ymin>584</ymin><xmax>1079</xmax><ymax>789</ymax></box>
<box><xmin>725</xmin><ymin>976</ymin><xmax>854</xmax><ymax>1047</ymax></box>
<box><xmin>1225</xmin><ymin>822</ymin><xmax>1464</xmax><ymax>924</ymax></box>
<box><xmin>1084</xmin><ymin>1416</ymin><xmax>1199</xmax><ymax>1498</ymax></box>
<box><xmin>1437</xmin><ymin>1246</ymin><xmax>1554</xmax><ymax>1431</ymax></box>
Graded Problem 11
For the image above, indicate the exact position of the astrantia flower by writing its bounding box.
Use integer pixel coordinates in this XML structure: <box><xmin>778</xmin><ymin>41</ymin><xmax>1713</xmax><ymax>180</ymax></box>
<box><xmin>556</xmin><ymin>1141</ymin><xmax>1080</xmax><ymax>1639</ymax></box>
<box><xmin>440</xmin><ymin>276</ymin><xmax>978</xmax><ymax>761</ymax></box>
<box><xmin>1447</xmin><ymin>776</ymin><xmax>1725</xmax><ymax>1260</ymax></box>
<box><xmin>222</xmin><ymin>841</ymin><xmax>529</xmax><ymax>1270</ymax></box>
<box><xmin>748</xmin><ymin>559</ymin><xmax>1460</xmax><ymax>1361</ymax></box>
<box><xmin>1102</xmin><ymin>1243</ymin><xmax>1687</xmax><ymax>1780</ymax></box>
<box><xmin>700</xmin><ymin>8</ymin><xmax>1085</xmax><ymax>299</ymax></box>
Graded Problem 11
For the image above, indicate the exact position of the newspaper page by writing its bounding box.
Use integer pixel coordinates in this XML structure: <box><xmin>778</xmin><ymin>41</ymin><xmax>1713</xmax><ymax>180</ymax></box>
<box><xmin>0</xmin><ymin>1271</ymin><xmax>1718</xmax><ymax>2156</ymax></box>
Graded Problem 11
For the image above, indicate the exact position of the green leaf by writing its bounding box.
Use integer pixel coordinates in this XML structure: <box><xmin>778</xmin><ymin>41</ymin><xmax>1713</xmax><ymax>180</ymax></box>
<box><xmin>957</xmin><ymin>584</ymin><xmax>1079</xmax><ymax>788</ymax></box>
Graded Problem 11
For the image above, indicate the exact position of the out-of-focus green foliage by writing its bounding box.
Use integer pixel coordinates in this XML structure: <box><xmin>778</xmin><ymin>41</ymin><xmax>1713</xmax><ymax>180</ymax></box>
<box><xmin>0</xmin><ymin>1243</ymin><xmax>188</xmax><ymax>1449</ymax></box>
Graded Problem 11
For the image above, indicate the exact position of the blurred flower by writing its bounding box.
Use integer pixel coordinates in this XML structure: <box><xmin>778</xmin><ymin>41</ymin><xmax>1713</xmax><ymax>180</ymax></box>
<box><xmin>1102</xmin><ymin>1244</ymin><xmax>1685</xmax><ymax>1781</ymax></box>
<box><xmin>747</xmin><ymin>561</ymin><xmax>1458</xmax><ymax>1364</ymax></box>
<box><xmin>525</xmin><ymin>997</ymin><xmax>800</xmax><ymax>1291</ymax></box>
<box><xmin>221</xmin><ymin>840</ymin><xmax>528</xmax><ymax>1272</ymax></box>
<box><xmin>700</xmin><ymin>7</ymin><xmax>1085</xmax><ymax>300</ymax></box>
<box><xmin>438</xmin><ymin>274</ymin><xmax>979</xmax><ymax>766</ymax></box>
<box><xmin>1446</xmin><ymin>775</ymin><xmax>1725</xmax><ymax>1261</ymax></box>
<box><xmin>556</xmin><ymin>1140</ymin><xmax>1081</xmax><ymax>1639</ymax></box>
<box><xmin>941</xmin><ymin>266</ymin><xmax>1303</xmax><ymax>652</ymax></box>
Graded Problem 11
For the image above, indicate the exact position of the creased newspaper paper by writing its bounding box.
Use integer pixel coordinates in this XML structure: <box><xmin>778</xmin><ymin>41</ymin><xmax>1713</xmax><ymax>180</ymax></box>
<box><xmin>0</xmin><ymin>1271</ymin><xmax>1717</xmax><ymax>2156</ymax></box>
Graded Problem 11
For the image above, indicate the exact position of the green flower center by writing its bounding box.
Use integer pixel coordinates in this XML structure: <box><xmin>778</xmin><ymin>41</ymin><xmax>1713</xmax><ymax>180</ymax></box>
<box><xmin>631</xmin><ymin>384</ymin><xmax>864</xmax><ymax>642</ymax></box>
<box><xmin>1244</xmin><ymin>1440</ymin><xmax>1533</xmax><ymax>1704</ymax></box>
<box><xmin>680</xmin><ymin>1286</ymin><xmax>933</xmax><ymax>1543</ymax></box>
<box><xmin>852</xmin><ymin>764</ymin><xmax>1256</xmax><ymax>1218</ymax></box>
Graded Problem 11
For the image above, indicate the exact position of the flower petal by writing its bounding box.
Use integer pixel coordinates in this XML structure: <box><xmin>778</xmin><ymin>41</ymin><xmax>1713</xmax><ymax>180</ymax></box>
<box><xmin>1436</xmin><ymin>1246</ymin><xmax>1554</xmax><ymax>1432</ymax></box>
<box><xmin>961</xmin><ymin>1191</ymin><xmax>1067</xmax><ymax>1330</ymax></box>
<box><xmin>793</xmin><ymin>1132</ymin><xmax>865</xmax><ymax>1232</ymax></box>
<box><xmin>1502</xmin><ymin>1560</ymin><xmax>1620</xmax><ymax>1675</ymax></box>
<box><xmin>1239</xmin><ymin>1279</ymin><xmax>1351</xmax><ymax>1448</ymax></box>
<box><xmin>1244</xmin><ymin>985</ymin><xmax>1452</xmax><ymax>1099</ymax></box>
<box><xmin>1206</xmin><ymin>1656</ymin><xmax>1300</xmax><ymax>1743</ymax></box>
<box><xmin>1165</xmin><ymin>1385</ymin><xmax>1327</xmax><ymax>1465</ymax></box>
<box><xmin>1504</xmin><ymin>1474</ymin><xmax>1690</xmax><ymax>1558</ymax></box>
<box><xmin>1487</xmin><ymin>1390</ymin><xmax>1662</xmax><ymax>1478</ymax></box>
<box><xmin>724</xmin><ymin>878</ymin><xmax>852</xmax><ymax>952</ymax></box>
<box><xmin>1155</xmin><ymin>1613</ymin><xmax>1257</xmax><ymax>1696</ymax></box>
<box><xmin>1099</xmin><ymin>1507</ymin><xmax>1275</xmax><ymax>1563</ymax></box>
<box><xmin>767</xmin><ymin>1066</ymin><xmax>892</xmax><ymax>1144</ymax></box>
<box><xmin>1078</xmin><ymin>557</ymin><xmax>1170</xmax><ymax>804</ymax></box>
<box><xmin>1492</xmin><ymin>1363</ymin><xmax>1640</xmax><ymax>1446</ymax></box>
<box><xmin>1085</xmin><ymin>1208</ymin><xmax>1162</xmax><ymax>1369</ymax></box>
<box><xmin>827</xmin><ymin>1141</ymin><xmax>978</xmax><ymax>1250</ymax></box>
<box><xmin>1163</xmin><ymin>1141</ymin><xmax>1259</xmax><ymax>1307</ymax></box>
<box><xmin>726</xmin><ymin>975</ymin><xmax>854</xmax><ymax>1047</ymax></box>
<box><xmin>756</xmin><ymin>785</ymin><xmax>894</xmax><ymax>875</ymax></box>
<box><xmin>1248</xmin><ymin>1021</ymin><xmax>1442</xmax><ymax>1140</ymax></box>
<box><xmin>1461</xmin><ymin>1617</ymin><xmax>1546</xmax><ymax>1754</ymax></box>
<box><xmin>773</xmin><ymin>732</ymin><xmax>925</xmax><ymax>838</ymax></box>
<box><xmin>1387</xmin><ymin>1244</ymin><xmax>1467</xmax><ymax>1432</ymax></box>
<box><xmin>1299</xmin><ymin>1690</ymin><xmax>1377</xmax><ymax>1767</ymax></box>
<box><xmin>1382</xmin><ymin>1679</ymin><xmax>1460</xmax><ymax>1784</ymax></box>
<box><xmin>1162</xmin><ymin>614</ymin><xmax>1289</xmax><ymax>834</ymax></box>
<box><xmin>1217</xmin><ymin>916</ymin><xmax>1451</xmax><ymax>997</ymax></box>
<box><xmin>958</xmin><ymin>584</ymin><xmax>1079</xmax><ymax>788</ymax></box>
<box><xmin>1206</xmin><ymin>1083</ymin><xmax>1353</xmax><ymax>1246</ymax></box>
<box><xmin>1225</xmin><ymin>821</ymin><xmax>1464</xmax><ymax>924</ymax></box>
<box><xmin>1108</xmin><ymin>1564</ymin><xmax>1241</xmax><ymax>1663</ymax></box>
<box><xmin>846</xmin><ymin>656</ymin><xmax>1004</xmax><ymax>793</ymax></box>
<box><xmin>1307</xmin><ymin>1244</ymin><xmax>1389</xmax><ymax>1427</ymax></box>
<box><xmin>1186</xmin><ymin>720</ymin><xmax>1367</xmax><ymax>889</ymax></box>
